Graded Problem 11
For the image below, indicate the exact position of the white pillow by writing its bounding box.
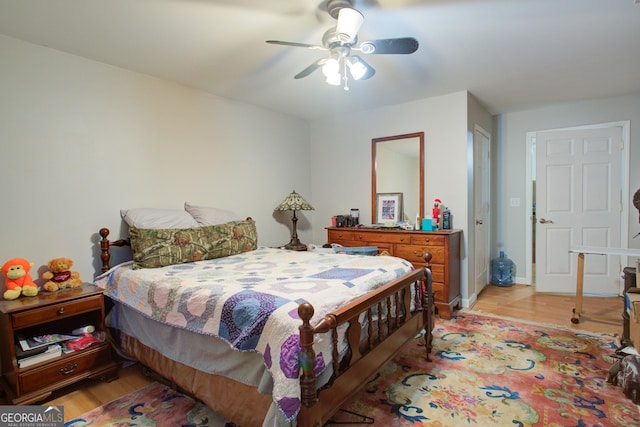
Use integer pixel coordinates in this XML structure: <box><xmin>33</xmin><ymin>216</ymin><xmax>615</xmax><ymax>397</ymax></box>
<box><xmin>184</xmin><ymin>202</ymin><xmax>240</xmax><ymax>226</ymax></box>
<box><xmin>120</xmin><ymin>208</ymin><xmax>199</xmax><ymax>229</ymax></box>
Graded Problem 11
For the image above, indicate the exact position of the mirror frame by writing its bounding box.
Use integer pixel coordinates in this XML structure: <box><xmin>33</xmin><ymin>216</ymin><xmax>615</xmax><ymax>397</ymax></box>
<box><xmin>371</xmin><ymin>132</ymin><xmax>425</xmax><ymax>224</ymax></box>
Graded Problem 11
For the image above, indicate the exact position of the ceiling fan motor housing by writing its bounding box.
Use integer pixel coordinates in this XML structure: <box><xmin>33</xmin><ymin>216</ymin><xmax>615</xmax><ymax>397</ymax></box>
<box><xmin>327</xmin><ymin>0</ymin><xmax>355</xmax><ymax>19</ymax></box>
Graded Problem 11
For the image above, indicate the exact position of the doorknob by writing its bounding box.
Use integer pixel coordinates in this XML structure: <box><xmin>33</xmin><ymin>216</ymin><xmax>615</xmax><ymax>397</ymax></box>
<box><xmin>539</xmin><ymin>218</ymin><xmax>554</xmax><ymax>224</ymax></box>
<box><xmin>476</xmin><ymin>219</ymin><xmax>483</xmax><ymax>225</ymax></box>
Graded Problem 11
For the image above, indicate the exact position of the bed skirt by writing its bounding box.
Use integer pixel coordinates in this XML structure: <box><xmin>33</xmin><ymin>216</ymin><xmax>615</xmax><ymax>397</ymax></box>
<box><xmin>116</xmin><ymin>332</ymin><xmax>274</xmax><ymax>426</ymax></box>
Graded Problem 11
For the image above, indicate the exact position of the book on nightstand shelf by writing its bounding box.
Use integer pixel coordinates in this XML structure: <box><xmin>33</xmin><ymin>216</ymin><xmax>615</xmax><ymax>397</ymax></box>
<box><xmin>15</xmin><ymin>343</ymin><xmax>48</xmax><ymax>360</ymax></box>
<box><xmin>17</xmin><ymin>333</ymin><xmax>77</xmax><ymax>352</ymax></box>
<box><xmin>17</xmin><ymin>344</ymin><xmax>62</xmax><ymax>368</ymax></box>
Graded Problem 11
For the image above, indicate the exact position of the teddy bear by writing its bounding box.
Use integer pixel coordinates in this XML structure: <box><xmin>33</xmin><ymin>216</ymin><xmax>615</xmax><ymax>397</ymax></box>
<box><xmin>2</xmin><ymin>258</ymin><xmax>39</xmax><ymax>300</ymax></box>
<box><xmin>42</xmin><ymin>257</ymin><xmax>82</xmax><ymax>292</ymax></box>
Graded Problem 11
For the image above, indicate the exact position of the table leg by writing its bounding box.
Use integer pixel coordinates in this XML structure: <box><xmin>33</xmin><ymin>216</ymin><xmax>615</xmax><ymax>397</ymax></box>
<box><xmin>571</xmin><ymin>252</ymin><xmax>585</xmax><ymax>324</ymax></box>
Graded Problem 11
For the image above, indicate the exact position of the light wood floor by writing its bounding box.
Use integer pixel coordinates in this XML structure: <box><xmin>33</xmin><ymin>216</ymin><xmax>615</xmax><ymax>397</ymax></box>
<box><xmin>3</xmin><ymin>284</ymin><xmax>625</xmax><ymax>421</ymax></box>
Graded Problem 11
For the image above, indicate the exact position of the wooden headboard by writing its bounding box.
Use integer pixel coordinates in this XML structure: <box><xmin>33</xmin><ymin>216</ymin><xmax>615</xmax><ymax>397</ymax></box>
<box><xmin>99</xmin><ymin>228</ymin><xmax>131</xmax><ymax>273</ymax></box>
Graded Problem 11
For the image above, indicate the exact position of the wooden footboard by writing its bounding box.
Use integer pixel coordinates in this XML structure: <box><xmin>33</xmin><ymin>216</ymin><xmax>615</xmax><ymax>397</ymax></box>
<box><xmin>98</xmin><ymin>227</ymin><xmax>434</xmax><ymax>427</ymax></box>
<box><xmin>297</xmin><ymin>266</ymin><xmax>433</xmax><ymax>427</ymax></box>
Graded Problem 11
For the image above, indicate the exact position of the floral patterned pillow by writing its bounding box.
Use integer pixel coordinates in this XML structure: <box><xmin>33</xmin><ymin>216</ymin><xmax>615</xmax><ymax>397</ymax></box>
<box><xmin>129</xmin><ymin>219</ymin><xmax>258</xmax><ymax>269</ymax></box>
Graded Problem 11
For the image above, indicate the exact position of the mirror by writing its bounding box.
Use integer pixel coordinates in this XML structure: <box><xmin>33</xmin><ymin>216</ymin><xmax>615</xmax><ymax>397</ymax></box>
<box><xmin>372</xmin><ymin>132</ymin><xmax>424</xmax><ymax>224</ymax></box>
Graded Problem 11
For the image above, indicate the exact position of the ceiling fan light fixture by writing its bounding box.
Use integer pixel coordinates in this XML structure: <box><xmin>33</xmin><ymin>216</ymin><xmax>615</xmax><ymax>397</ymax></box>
<box><xmin>322</xmin><ymin>56</ymin><xmax>342</xmax><ymax>86</ymax></box>
<box><xmin>348</xmin><ymin>55</ymin><xmax>375</xmax><ymax>80</ymax></box>
<box><xmin>346</xmin><ymin>57</ymin><xmax>367</xmax><ymax>80</ymax></box>
<box><xmin>336</xmin><ymin>7</ymin><xmax>364</xmax><ymax>43</ymax></box>
<box><xmin>325</xmin><ymin>72</ymin><xmax>342</xmax><ymax>86</ymax></box>
<box><xmin>321</xmin><ymin>56</ymin><xmax>340</xmax><ymax>77</ymax></box>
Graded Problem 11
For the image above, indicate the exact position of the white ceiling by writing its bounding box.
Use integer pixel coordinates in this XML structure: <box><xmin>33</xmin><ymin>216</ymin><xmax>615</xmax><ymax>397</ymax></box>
<box><xmin>1</xmin><ymin>0</ymin><xmax>639</xmax><ymax>121</ymax></box>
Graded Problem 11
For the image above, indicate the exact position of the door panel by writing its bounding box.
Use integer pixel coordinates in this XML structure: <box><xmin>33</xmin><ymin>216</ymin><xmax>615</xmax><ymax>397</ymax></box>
<box><xmin>474</xmin><ymin>127</ymin><xmax>491</xmax><ymax>297</ymax></box>
<box><xmin>536</xmin><ymin>126</ymin><xmax>622</xmax><ymax>294</ymax></box>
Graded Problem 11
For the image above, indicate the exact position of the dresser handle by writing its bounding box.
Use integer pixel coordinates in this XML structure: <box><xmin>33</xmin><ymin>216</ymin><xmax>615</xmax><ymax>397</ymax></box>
<box><xmin>57</xmin><ymin>307</ymin><xmax>65</xmax><ymax>315</ymax></box>
<box><xmin>60</xmin><ymin>362</ymin><xmax>78</xmax><ymax>375</ymax></box>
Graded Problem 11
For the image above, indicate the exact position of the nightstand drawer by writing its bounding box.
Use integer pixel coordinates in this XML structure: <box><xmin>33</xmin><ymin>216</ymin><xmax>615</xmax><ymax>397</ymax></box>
<box><xmin>19</xmin><ymin>343</ymin><xmax>111</xmax><ymax>394</ymax></box>
<box><xmin>12</xmin><ymin>295</ymin><xmax>103</xmax><ymax>329</ymax></box>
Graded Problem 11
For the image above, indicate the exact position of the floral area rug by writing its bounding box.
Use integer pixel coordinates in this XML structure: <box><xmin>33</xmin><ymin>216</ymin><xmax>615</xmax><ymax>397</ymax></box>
<box><xmin>64</xmin><ymin>382</ymin><xmax>235</xmax><ymax>427</ymax></box>
<box><xmin>334</xmin><ymin>311</ymin><xmax>640</xmax><ymax>426</ymax></box>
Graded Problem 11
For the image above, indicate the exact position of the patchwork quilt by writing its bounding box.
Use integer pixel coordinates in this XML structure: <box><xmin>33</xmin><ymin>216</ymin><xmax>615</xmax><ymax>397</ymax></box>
<box><xmin>95</xmin><ymin>247</ymin><xmax>414</xmax><ymax>421</ymax></box>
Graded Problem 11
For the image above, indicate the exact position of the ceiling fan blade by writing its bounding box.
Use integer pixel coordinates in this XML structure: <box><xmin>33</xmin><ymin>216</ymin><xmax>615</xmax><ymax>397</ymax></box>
<box><xmin>357</xmin><ymin>37</ymin><xmax>419</xmax><ymax>54</ymax></box>
<box><xmin>266</xmin><ymin>40</ymin><xmax>326</xmax><ymax>50</ymax></box>
<box><xmin>294</xmin><ymin>59</ymin><xmax>324</xmax><ymax>79</ymax></box>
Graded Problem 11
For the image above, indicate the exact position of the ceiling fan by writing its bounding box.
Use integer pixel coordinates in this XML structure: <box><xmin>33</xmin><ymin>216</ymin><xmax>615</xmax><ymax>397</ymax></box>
<box><xmin>266</xmin><ymin>0</ymin><xmax>419</xmax><ymax>90</ymax></box>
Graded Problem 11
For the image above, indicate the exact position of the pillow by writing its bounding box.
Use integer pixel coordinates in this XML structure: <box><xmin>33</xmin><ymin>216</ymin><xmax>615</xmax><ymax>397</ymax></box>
<box><xmin>184</xmin><ymin>202</ymin><xmax>240</xmax><ymax>226</ymax></box>
<box><xmin>129</xmin><ymin>219</ymin><xmax>258</xmax><ymax>269</ymax></box>
<box><xmin>121</xmin><ymin>208</ymin><xmax>199</xmax><ymax>229</ymax></box>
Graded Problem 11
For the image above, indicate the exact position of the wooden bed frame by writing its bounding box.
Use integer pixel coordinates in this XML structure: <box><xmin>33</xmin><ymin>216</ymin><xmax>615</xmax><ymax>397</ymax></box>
<box><xmin>98</xmin><ymin>227</ymin><xmax>434</xmax><ymax>427</ymax></box>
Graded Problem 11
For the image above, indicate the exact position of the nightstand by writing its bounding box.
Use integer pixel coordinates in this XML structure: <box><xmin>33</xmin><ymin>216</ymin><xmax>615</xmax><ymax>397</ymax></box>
<box><xmin>0</xmin><ymin>283</ymin><xmax>118</xmax><ymax>404</ymax></box>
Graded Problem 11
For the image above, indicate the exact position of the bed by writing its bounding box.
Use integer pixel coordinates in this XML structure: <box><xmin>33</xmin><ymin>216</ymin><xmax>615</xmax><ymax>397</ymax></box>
<box><xmin>96</xmin><ymin>210</ymin><xmax>434</xmax><ymax>427</ymax></box>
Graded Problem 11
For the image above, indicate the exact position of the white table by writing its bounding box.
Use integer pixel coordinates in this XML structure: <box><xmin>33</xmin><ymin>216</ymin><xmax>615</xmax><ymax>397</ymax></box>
<box><xmin>569</xmin><ymin>246</ymin><xmax>640</xmax><ymax>324</ymax></box>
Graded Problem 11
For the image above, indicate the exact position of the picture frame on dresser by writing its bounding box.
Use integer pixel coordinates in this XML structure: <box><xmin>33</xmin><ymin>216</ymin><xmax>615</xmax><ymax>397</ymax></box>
<box><xmin>375</xmin><ymin>192</ymin><xmax>403</xmax><ymax>224</ymax></box>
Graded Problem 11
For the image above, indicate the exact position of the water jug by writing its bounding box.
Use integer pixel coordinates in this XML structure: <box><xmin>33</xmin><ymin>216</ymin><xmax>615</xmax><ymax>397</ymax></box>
<box><xmin>490</xmin><ymin>251</ymin><xmax>515</xmax><ymax>287</ymax></box>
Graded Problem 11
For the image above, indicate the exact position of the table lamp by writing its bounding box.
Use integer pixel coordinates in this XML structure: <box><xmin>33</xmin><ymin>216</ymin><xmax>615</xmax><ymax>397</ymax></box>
<box><xmin>274</xmin><ymin>190</ymin><xmax>314</xmax><ymax>251</ymax></box>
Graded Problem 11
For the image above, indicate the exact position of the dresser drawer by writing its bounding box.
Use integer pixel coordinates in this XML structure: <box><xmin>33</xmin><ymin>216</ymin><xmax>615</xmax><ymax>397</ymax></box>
<box><xmin>430</xmin><ymin>264</ymin><xmax>445</xmax><ymax>283</ymax></box>
<box><xmin>335</xmin><ymin>241</ymin><xmax>393</xmax><ymax>256</ymax></box>
<box><xmin>396</xmin><ymin>245</ymin><xmax>445</xmax><ymax>265</ymax></box>
<box><xmin>18</xmin><ymin>344</ymin><xmax>111</xmax><ymax>394</ymax></box>
<box><xmin>355</xmin><ymin>232</ymin><xmax>409</xmax><ymax>244</ymax></box>
<box><xmin>432</xmin><ymin>282</ymin><xmax>445</xmax><ymax>302</ymax></box>
<box><xmin>328</xmin><ymin>230</ymin><xmax>354</xmax><ymax>241</ymax></box>
<box><xmin>410</xmin><ymin>234</ymin><xmax>445</xmax><ymax>246</ymax></box>
<box><xmin>12</xmin><ymin>295</ymin><xmax>103</xmax><ymax>329</ymax></box>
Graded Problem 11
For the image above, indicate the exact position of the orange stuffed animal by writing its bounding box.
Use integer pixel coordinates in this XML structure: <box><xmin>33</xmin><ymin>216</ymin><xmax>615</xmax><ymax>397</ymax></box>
<box><xmin>1</xmin><ymin>258</ymin><xmax>39</xmax><ymax>300</ymax></box>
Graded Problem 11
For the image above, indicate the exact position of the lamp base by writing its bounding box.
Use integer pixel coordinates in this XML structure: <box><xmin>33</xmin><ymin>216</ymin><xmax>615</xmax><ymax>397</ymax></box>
<box><xmin>283</xmin><ymin>241</ymin><xmax>308</xmax><ymax>251</ymax></box>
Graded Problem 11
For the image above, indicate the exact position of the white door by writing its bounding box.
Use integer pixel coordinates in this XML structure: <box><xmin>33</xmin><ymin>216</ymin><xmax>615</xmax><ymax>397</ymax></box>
<box><xmin>536</xmin><ymin>126</ymin><xmax>623</xmax><ymax>294</ymax></box>
<box><xmin>474</xmin><ymin>126</ymin><xmax>491</xmax><ymax>297</ymax></box>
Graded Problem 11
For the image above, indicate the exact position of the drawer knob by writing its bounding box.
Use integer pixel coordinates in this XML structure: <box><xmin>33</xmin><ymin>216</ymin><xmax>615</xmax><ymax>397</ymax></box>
<box><xmin>60</xmin><ymin>362</ymin><xmax>78</xmax><ymax>375</ymax></box>
<box><xmin>57</xmin><ymin>307</ymin><xmax>65</xmax><ymax>315</ymax></box>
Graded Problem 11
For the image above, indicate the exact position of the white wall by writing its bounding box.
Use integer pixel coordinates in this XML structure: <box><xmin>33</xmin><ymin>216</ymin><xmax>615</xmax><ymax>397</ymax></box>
<box><xmin>494</xmin><ymin>93</ymin><xmax>640</xmax><ymax>283</ymax></box>
<box><xmin>0</xmin><ymin>35</ymin><xmax>310</xmax><ymax>283</ymax></box>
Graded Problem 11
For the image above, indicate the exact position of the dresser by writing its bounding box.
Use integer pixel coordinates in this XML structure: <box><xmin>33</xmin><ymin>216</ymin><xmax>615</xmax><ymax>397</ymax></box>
<box><xmin>327</xmin><ymin>227</ymin><xmax>461</xmax><ymax>319</ymax></box>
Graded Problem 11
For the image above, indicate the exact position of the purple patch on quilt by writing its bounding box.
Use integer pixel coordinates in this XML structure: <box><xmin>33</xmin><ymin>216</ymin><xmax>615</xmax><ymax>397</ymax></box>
<box><xmin>310</xmin><ymin>267</ymin><xmax>372</xmax><ymax>285</ymax></box>
<box><xmin>281</xmin><ymin>334</ymin><xmax>325</xmax><ymax>379</ymax></box>
<box><xmin>280</xmin><ymin>335</ymin><xmax>301</xmax><ymax>378</ymax></box>
<box><xmin>277</xmin><ymin>396</ymin><xmax>301</xmax><ymax>419</ymax></box>
<box><xmin>218</xmin><ymin>290</ymin><xmax>290</xmax><ymax>350</ymax></box>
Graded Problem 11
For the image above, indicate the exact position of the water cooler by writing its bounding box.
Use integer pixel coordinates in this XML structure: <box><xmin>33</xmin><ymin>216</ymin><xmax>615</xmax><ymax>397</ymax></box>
<box><xmin>491</xmin><ymin>251</ymin><xmax>515</xmax><ymax>287</ymax></box>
